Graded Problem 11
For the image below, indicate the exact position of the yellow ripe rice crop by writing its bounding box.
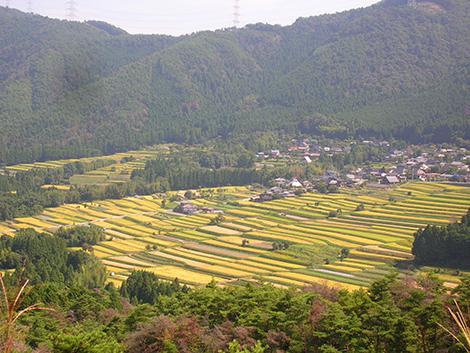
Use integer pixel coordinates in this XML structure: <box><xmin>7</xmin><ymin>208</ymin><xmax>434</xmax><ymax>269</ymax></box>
<box><xmin>150</xmin><ymin>251</ymin><xmax>205</xmax><ymax>267</ymax></box>
<box><xmin>0</xmin><ymin>224</ymin><xmax>14</xmax><ymax>234</ymax></box>
<box><xmin>221</xmin><ymin>222</ymin><xmax>253</xmax><ymax>232</ymax></box>
<box><xmin>248</xmin><ymin>203</ymin><xmax>287</xmax><ymax>212</ymax></box>
<box><xmin>169</xmin><ymin>231</ymin><xmax>206</xmax><ymax>241</ymax></box>
<box><xmin>281</xmin><ymin>225</ymin><xmax>384</xmax><ymax>246</ymax></box>
<box><xmin>200</xmin><ymin>225</ymin><xmax>242</xmax><ymax>235</ymax></box>
<box><xmin>103</xmin><ymin>240</ymin><xmax>144</xmax><ymax>252</ymax></box>
<box><xmin>247</xmin><ymin>256</ymin><xmax>304</xmax><ymax>269</ymax></box>
<box><xmin>392</xmin><ymin>202</ymin><xmax>467</xmax><ymax>214</ymax></box>
<box><xmin>245</xmin><ymin>230</ymin><xmax>314</xmax><ymax>245</ymax></box>
<box><xmin>43</xmin><ymin>217</ymin><xmax>72</xmax><ymax>226</ymax></box>
<box><xmin>352</xmin><ymin>195</ymin><xmax>387</xmax><ymax>205</ymax></box>
<box><xmin>41</xmin><ymin>184</ymin><xmax>71</xmax><ymax>191</ymax></box>
<box><xmin>106</xmin><ymin>217</ymin><xmax>141</xmax><ymax>227</ymax></box>
<box><xmin>14</xmin><ymin>217</ymin><xmax>56</xmax><ymax>229</ymax></box>
<box><xmin>170</xmin><ymin>217</ymin><xmax>205</xmax><ymax>226</ymax></box>
<box><xmin>225</xmin><ymin>209</ymin><xmax>262</xmax><ymax>217</ymax></box>
<box><xmin>94</xmin><ymin>245</ymin><xmax>126</xmax><ymax>255</ymax></box>
<box><xmin>147</xmin><ymin>265</ymin><xmax>224</xmax><ymax>285</ymax></box>
<box><xmin>349</xmin><ymin>250</ymin><xmax>403</xmax><ymax>261</ymax></box>
<box><xmin>120</xmin><ymin>223</ymin><xmax>160</xmax><ymax>235</ymax></box>
<box><xmin>163</xmin><ymin>247</ymin><xmax>227</xmax><ymax>260</ymax></box>
<box><xmin>127</xmin><ymin>214</ymin><xmax>160</xmax><ymax>224</ymax></box>
<box><xmin>105</xmin><ymin>266</ymin><xmax>130</xmax><ymax>274</ymax></box>
<box><xmin>216</xmin><ymin>236</ymin><xmax>272</xmax><ymax>250</ymax></box>
<box><xmin>264</xmin><ymin>229</ymin><xmax>358</xmax><ymax>248</ymax></box>
<box><xmin>342</xmin><ymin>258</ymin><xmax>387</xmax><ymax>267</ymax></box>
<box><xmin>127</xmin><ymin>198</ymin><xmax>161</xmax><ymax>210</ymax></box>
<box><xmin>364</xmin><ymin>245</ymin><xmax>413</xmax><ymax>259</ymax></box>
<box><xmin>238</xmin><ymin>259</ymin><xmax>294</xmax><ymax>272</ymax></box>
<box><xmin>95</xmin><ymin>206</ymin><xmax>129</xmax><ymax>217</ymax></box>
<box><xmin>93</xmin><ymin>250</ymin><xmax>114</xmax><ymax>258</ymax></box>
<box><xmin>275</xmin><ymin>272</ymin><xmax>362</xmax><ymax>291</ymax></box>
<box><xmin>192</xmin><ymin>263</ymin><xmax>253</xmax><ymax>278</ymax></box>
<box><xmin>51</xmin><ymin>207</ymin><xmax>96</xmax><ymax>220</ymax></box>
<box><xmin>243</xmin><ymin>218</ymin><xmax>279</xmax><ymax>228</ymax></box>
<box><xmin>322</xmin><ymin>264</ymin><xmax>364</xmax><ymax>273</ymax></box>
<box><xmin>178</xmin><ymin>216</ymin><xmax>209</xmax><ymax>226</ymax></box>
<box><xmin>93</xmin><ymin>221</ymin><xmax>119</xmax><ymax>229</ymax></box>
<box><xmin>10</xmin><ymin>223</ymin><xmax>37</xmax><ymax>230</ymax></box>
<box><xmin>107</xmin><ymin>256</ymin><xmax>154</xmax><ymax>267</ymax></box>
<box><xmin>71</xmin><ymin>207</ymin><xmax>113</xmax><ymax>219</ymax></box>
<box><xmin>156</xmin><ymin>219</ymin><xmax>190</xmax><ymax>229</ymax></box>
<box><xmin>105</xmin><ymin>229</ymin><xmax>134</xmax><ymax>240</ymax></box>
<box><xmin>141</xmin><ymin>237</ymin><xmax>178</xmax><ymax>247</ymax></box>
<box><xmin>357</xmin><ymin>211</ymin><xmax>449</xmax><ymax>224</ymax></box>
<box><xmin>163</xmin><ymin>248</ymin><xmax>266</xmax><ymax>274</ymax></box>
<box><xmin>121</xmin><ymin>239</ymin><xmax>155</xmax><ymax>250</ymax></box>
<box><xmin>202</xmin><ymin>239</ymin><xmax>267</xmax><ymax>254</ymax></box>
<box><xmin>262</xmin><ymin>276</ymin><xmax>307</xmax><ymax>287</ymax></box>
<box><xmin>106</xmin><ymin>278</ymin><xmax>125</xmax><ymax>287</ymax></box>
<box><xmin>102</xmin><ymin>259</ymin><xmax>146</xmax><ymax>270</ymax></box>
<box><xmin>111</xmin><ymin>199</ymin><xmax>154</xmax><ymax>212</ymax></box>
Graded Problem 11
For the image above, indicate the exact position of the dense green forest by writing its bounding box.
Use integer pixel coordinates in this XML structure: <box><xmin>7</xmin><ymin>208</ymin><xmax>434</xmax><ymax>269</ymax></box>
<box><xmin>2</xmin><ymin>257</ymin><xmax>470</xmax><ymax>352</ymax></box>
<box><xmin>0</xmin><ymin>0</ymin><xmax>469</xmax><ymax>164</ymax></box>
<box><xmin>413</xmin><ymin>209</ymin><xmax>470</xmax><ymax>268</ymax></box>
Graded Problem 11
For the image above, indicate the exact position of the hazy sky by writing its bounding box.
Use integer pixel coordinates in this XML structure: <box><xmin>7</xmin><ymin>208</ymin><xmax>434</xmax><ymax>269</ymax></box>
<box><xmin>5</xmin><ymin>0</ymin><xmax>380</xmax><ymax>35</ymax></box>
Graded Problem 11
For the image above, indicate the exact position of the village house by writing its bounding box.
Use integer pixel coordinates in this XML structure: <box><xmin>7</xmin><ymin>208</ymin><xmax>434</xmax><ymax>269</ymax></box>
<box><xmin>288</xmin><ymin>178</ymin><xmax>303</xmax><ymax>188</ymax></box>
<box><xmin>382</xmin><ymin>175</ymin><xmax>401</xmax><ymax>185</ymax></box>
<box><xmin>174</xmin><ymin>202</ymin><xmax>199</xmax><ymax>215</ymax></box>
<box><xmin>270</xmin><ymin>149</ymin><xmax>281</xmax><ymax>157</ymax></box>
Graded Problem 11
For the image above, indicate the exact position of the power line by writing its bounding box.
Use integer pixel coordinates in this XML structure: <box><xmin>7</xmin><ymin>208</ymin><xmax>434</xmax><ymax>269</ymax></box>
<box><xmin>233</xmin><ymin>0</ymin><xmax>240</xmax><ymax>27</ymax></box>
<box><xmin>66</xmin><ymin>0</ymin><xmax>77</xmax><ymax>20</ymax></box>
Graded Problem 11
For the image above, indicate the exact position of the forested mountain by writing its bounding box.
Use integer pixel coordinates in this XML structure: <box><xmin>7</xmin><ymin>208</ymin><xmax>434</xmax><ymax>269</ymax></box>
<box><xmin>0</xmin><ymin>0</ymin><xmax>469</xmax><ymax>164</ymax></box>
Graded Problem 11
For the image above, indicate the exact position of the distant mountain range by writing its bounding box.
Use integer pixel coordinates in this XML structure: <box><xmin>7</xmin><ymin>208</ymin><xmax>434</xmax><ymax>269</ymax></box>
<box><xmin>0</xmin><ymin>0</ymin><xmax>469</xmax><ymax>164</ymax></box>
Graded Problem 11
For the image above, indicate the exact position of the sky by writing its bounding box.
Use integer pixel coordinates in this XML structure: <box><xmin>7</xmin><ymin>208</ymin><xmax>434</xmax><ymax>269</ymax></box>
<box><xmin>5</xmin><ymin>0</ymin><xmax>380</xmax><ymax>35</ymax></box>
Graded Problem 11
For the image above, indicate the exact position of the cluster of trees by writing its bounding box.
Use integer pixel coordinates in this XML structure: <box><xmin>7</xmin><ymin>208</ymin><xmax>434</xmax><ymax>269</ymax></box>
<box><xmin>55</xmin><ymin>225</ymin><xmax>107</xmax><ymax>248</ymax></box>
<box><xmin>120</xmin><ymin>271</ymin><xmax>189</xmax><ymax>305</ymax></box>
<box><xmin>413</xmin><ymin>209</ymin><xmax>470</xmax><ymax>268</ymax></box>
<box><xmin>134</xmin><ymin>156</ymin><xmax>277</xmax><ymax>191</ymax></box>
<box><xmin>0</xmin><ymin>228</ymin><xmax>106</xmax><ymax>287</ymax></box>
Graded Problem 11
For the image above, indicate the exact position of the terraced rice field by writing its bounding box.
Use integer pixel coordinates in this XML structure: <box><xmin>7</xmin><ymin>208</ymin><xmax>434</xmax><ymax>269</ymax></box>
<box><xmin>0</xmin><ymin>182</ymin><xmax>468</xmax><ymax>290</ymax></box>
<box><xmin>3</xmin><ymin>147</ymin><xmax>163</xmax><ymax>175</ymax></box>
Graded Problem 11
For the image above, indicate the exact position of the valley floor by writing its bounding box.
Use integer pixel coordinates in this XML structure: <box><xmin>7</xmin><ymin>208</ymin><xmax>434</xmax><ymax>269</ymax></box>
<box><xmin>1</xmin><ymin>182</ymin><xmax>469</xmax><ymax>290</ymax></box>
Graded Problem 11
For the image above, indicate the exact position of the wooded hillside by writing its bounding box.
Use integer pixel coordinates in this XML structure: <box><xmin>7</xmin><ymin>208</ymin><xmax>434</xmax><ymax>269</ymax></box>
<box><xmin>0</xmin><ymin>0</ymin><xmax>469</xmax><ymax>164</ymax></box>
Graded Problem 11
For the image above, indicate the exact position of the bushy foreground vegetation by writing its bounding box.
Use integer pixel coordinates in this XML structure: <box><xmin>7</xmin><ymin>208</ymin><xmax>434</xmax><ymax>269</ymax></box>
<box><xmin>1</xmin><ymin>269</ymin><xmax>470</xmax><ymax>353</ymax></box>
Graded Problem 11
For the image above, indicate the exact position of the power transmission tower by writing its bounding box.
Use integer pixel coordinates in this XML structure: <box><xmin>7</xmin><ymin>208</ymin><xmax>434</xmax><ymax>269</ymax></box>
<box><xmin>27</xmin><ymin>0</ymin><xmax>32</xmax><ymax>12</ymax></box>
<box><xmin>233</xmin><ymin>0</ymin><xmax>240</xmax><ymax>27</ymax></box>
<box><xmin>5</xmin><ymin>0</ymin><xmax>10</xmax><ymax>8</ymax></box>
<box><xmin>66</xmin><ymin>0</ymin><xmax>77</xmax><ymax>20</ymax></box>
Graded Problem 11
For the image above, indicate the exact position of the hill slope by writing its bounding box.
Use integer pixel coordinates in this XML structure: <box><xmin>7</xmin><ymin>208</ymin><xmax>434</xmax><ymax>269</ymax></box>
<box><xmin>0</xmin><ymin>0</ymin><xmax>469</xmax><ymax>163</ymax></box>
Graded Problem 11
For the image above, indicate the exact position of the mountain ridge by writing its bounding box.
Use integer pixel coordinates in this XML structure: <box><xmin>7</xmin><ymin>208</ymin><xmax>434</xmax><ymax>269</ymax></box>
<box><xmin>0</xmin><ymin>0</ymin><xmax>469</xmax><ymax>164</ymax></box>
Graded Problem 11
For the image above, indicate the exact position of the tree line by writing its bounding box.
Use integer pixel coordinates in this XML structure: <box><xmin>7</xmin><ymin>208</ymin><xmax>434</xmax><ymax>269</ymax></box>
<box><xmin>413</xmin><ymin>209</ymin><xmax>470</xmax><ymax>268</ymax></box>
